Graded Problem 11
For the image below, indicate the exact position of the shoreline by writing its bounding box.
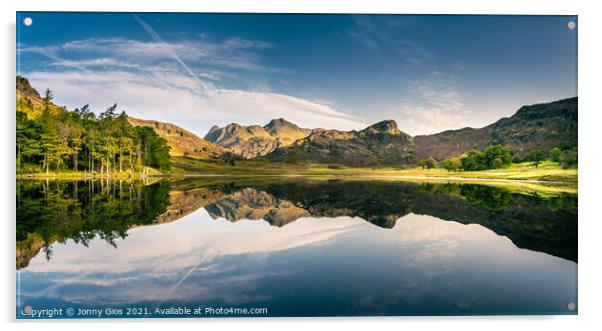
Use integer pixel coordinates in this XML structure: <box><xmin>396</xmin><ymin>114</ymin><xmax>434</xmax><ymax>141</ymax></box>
<box><xmin>171</xmin><ymin>172</ymin><xmax>577</xmax><ymax>185</ymax></box>
<box><xmin>17</xmin><ymin>172</ymin><xmax>577</xmax><ymax>184</ymax></box>
<box><xmin>17</xmin><ymin>171</ymin><xmax>578</xmax><ymax>185</ymax></box>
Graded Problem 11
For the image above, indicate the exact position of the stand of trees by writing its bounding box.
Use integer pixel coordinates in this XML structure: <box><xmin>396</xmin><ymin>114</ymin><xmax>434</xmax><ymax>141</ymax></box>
<box><xmin>522</xmin><ymin>147</ymin><xmax>578</xmax><ymax>169</ymax></box>
<box><xmin>458</xmin><ymin>145</ymin><xmax>513</xmax><ymax>171</ymax></box>
<box><xmin>434</xmin><ymin>144</ymin><xmax>577</xmax><ymax>172</ymax></box>
<box><xmin>17</xmin><ymin>97</ymin><xmax>170</xmax><ymax>175</ymax></box>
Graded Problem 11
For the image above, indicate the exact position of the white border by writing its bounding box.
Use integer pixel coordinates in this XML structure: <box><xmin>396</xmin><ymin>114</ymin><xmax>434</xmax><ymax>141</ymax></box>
<box><xmin>2</xmin><ymin>1</ymin><xmax>601</xmax><ymax>330</ymax></box>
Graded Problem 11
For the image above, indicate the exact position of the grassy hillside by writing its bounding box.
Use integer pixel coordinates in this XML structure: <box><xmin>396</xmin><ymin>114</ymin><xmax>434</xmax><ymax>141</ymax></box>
<box><xmin>16</xmin><ymin>76</ymin><xmax>65</xmax><ymax>118</ymax></box>
<box><xmin>127</xmin><ymin>117</ymin><xmax>225</xmax><ymax>159</ymax></box>
<box><xmin>413</xmin><ymin>97</ymin><xmax>578</xmax><ymax>160</ymax></box>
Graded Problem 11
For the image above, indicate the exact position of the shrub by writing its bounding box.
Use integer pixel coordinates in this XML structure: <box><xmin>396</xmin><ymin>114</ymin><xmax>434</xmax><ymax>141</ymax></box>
<box><xmin>549</xmin><ymin>147</ymin><xmax>562</xmax><ymax>163</ymax></box>
<box><xmin>525</xmin><ymin>149</ymin><xmax>546</xmax><ymax>168</ymax></box>
<box><xmin>560</xmin><ymin>150</ymin><xmax>578</xmax><ymax>168</ymax></box>
<box><xmin>441</xmin><ymin>157</ymin><xmax>461</xmax><ymax>172</ymax></box>
<box><xmin>418</xmin><ymin>157</ymin><xmax>437</xmax><ymax>169</ymax></box>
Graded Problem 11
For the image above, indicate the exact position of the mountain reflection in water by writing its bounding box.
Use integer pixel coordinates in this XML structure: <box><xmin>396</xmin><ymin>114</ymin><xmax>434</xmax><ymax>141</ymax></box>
<box><xmin>16</xmin><ymin>178</ymin><xmax>577</xmax><ymax>316</ymax></box>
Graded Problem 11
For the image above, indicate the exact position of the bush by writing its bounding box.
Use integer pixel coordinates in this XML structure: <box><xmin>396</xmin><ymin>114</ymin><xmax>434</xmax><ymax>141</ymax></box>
<box><xmin>418</xmin><ymin>157</ymin><xmax>437</xmax><ymax>169</ymax></box>
<box><xmin>524</xmin><ymin>149</ymin><xmax>546</xmax><ymax>168</ymax></box>
<box><xmin>549</xmin><ymin>147</ymin><xmax>562</xmax><ymax>163</ymax></box>
<box><xmin>560</xmin><ymin>150</ymin><xmax>577</xmax><ymax>168</ymax></box>
<box><xmin>441</xmin><ymin>157</ymin><xmax>460</xmax><ymax>172</ymax></box>
<box><xmin>491</xmin><ymin>157</ymin><xmax>503</xmax><ymax>169</ymax></box>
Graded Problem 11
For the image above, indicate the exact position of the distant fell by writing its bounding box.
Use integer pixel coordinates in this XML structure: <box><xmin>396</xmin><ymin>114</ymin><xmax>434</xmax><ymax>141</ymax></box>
<box><xmin>127</xmin><ymin>117</ymin><xmax>225</xmax><ymax>159</ymax></box>
<box><xmin>267</xmin><ymin>97</ymin><xmax>577</xmax><ymax>166</ymax></box>
<box><xmin>204</xmin><ymin>118</ymin><xmax>312</xmax><ymax>158</ymax></box>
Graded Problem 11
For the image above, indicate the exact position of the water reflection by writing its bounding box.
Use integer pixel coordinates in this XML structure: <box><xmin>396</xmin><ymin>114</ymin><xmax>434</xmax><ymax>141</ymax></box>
<box><xmin>17</xmin><ymin>179</ymin><xmax>170</xmax><ymax>269</ymax></box>
<box><xmin>16</xmin><ymin>178</ymin><xmax>578</xmax><ymax>316</ymax></box>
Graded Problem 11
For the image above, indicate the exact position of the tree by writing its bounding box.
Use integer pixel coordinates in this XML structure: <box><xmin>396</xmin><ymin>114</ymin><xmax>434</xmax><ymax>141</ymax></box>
<box><xmin>135</xmin><ymin>126</ymin><xmax>170</xmax><ymax>170</ymax></box>
<box><xmin>418</xmin><ymin>157</ymin><xmax>437</xmax><ymax>169</ymax></box>
<box><xmin>42</xmin><ymin>88</ymin><xmax>54</xmax><ymax>112</ymax></box>
<box><xmin>459</xmin><ymin>145</ymin><xmax>513</xmax><ymax>171</ymax></box>
<box><xmin>526</xmin><ymin>149</ymin><xmax>546</xmax><ymax>168</ymax></box>
<box><xmin>549</xmin><ymin>147</ymin><xmax>562</xmax><ymax>163</ymax></box>
<box><xmin>16</xmin><ymin>93</ymin><xmax>171</xmax><ymax>176</ymax></box>
<box><xmin>441</xmin><ymin>157</ymin><xmax>460</xmax><ymax>172</ymax></box>
<box><xmin>481</xmin><ymin>145</ymin><xmax>512</xmax><ymax>168</ymax></box>
<box><xmin>491</xmin><ymin>157</ymin><xmax>503</xmax><ymax>169</ymax></box>
<box><xmin>560</xmin><ymin>150</ymin><xmax>578</xmax><ymax>168</ymax></box>
<box><xmin>16</xmin><ymin>111</ymin><xmax>41</xmax><ymax>172</ymax></box>
<box><xmin>100</xmin><ymin>103</ymin><xmax>118</xmax><ymax>119</ymax></box>
<box><xmin>460</xmin><ymin>150</ymin><xmax>481</xmax><ymax>171</ymax></box>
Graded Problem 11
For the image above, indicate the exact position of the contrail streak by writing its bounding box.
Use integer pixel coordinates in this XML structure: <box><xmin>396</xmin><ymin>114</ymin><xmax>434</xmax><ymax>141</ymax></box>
<box><xmin>132</xmin><ymin>14</ymin><xmax>215</xmax><ymax>98</ymax></box>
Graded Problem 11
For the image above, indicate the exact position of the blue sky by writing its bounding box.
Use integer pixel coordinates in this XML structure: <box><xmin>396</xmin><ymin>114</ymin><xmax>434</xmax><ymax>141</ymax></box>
<box><xmin>17</xmin><ymin>13</ymin><xmax>577</xmax><ymax>136</ymax></box>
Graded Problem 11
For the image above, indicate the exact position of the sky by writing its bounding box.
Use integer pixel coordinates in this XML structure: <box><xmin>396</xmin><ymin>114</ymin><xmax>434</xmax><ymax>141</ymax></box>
<box><xmin>16</xmin><ymin>13</ymin><xmax>577</xmax><ymax>136</ymax></box>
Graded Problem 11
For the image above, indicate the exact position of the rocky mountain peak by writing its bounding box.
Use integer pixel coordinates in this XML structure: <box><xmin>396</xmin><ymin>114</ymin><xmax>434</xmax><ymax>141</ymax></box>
<box><xmin>264</xmin><ymin>118</ymin><xmax>306</xmax><ymax>135</ymax></box>
<box><xmin>265</xmin><ymin>117</ymin><xmax>291</xmax><ymax>128</ymax></box>
<box><xmin>362</xmin><ymin>120</ymin><xmax>401</xmax><ymax>135</ymax></box>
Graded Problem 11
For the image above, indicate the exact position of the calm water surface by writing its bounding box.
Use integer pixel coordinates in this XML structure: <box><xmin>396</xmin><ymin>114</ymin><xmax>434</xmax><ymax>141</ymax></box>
<box><xmin>16</xmin><ymin>178</ymin><xmax>578</xmax><ymax>317</ymax></box>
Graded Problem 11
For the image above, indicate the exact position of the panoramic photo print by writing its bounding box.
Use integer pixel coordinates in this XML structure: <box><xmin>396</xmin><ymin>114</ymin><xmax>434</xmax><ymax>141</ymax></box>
<box><xmin>16</xmin><ymin>12</ymin><xmax>577</xmax><ymax>318</ymax></box>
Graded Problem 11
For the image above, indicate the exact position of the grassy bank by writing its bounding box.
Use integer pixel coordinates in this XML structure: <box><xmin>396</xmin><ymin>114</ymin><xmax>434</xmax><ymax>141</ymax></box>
<box><xmin>17</xmin><ymin>166</ymin><xmax>164</xmax><ymax>180</ymax></box>
<box><xmin>171</xmin><ymin>157</ymin><xmax>577</xmax><ymax>182</ymax></box>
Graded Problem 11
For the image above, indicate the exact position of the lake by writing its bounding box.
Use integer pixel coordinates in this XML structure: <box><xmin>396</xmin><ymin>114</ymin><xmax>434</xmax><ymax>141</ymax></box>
<box><xmin>16</xmin><ymin>177</ymin><xmax>578</xmax><ymax>317</ymax></box>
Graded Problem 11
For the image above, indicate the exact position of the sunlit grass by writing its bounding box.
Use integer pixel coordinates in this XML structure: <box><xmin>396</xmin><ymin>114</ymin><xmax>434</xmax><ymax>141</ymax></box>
<box><xmin>171</xmin><ymin>157</ymin><xmax>576</xmax><ymax>181</ymax></box>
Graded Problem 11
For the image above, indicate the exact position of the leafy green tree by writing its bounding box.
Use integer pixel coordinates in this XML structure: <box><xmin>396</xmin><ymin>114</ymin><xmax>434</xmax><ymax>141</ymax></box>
<box><xmin>526</xmin><ymin>149</ymin><xmax>546</xmax><ymax>168</ymax></box>
<box><xmin>16</xmin><ymin>96</ymin><xmax>171</xmax><ymax>175</ymax></box>
<box><xmin>418</xmin><ymin>157</ymin><xmax>437</xmax><ymax>169</ymax></box>
<box><xmin>560</xmin><ymin>150</ymin><xmax>578</xmax><ymax>168</ymax></box>
<box><xmin>441</xmin><ymin>157</ymin><xmax>460</xmax><ymax>172</ymax></box>
<box><xmin>459</xmin><ymin>145</ymin><xmax>513</xmax><ymax>171</ymax></box>
<box><xmin>460</xmin><ymin>150</ymin><xmax>481</xmax><ymax>171</ymax></box>
<box><xmin>135</xmin><ymin>126</ymin><xmax>170</xmax><ymax>170</ymax></box>
<box><xmin>491</xmin><ymin>157</ymin><xmax>503</xmax><ymax>169</ymax></box>
<box><xmin>481</xmin><ymin>145</ymin><xmax>512</xmax><ymax>168</ymax></box>
<box><xmin>549</xmin><ymin>147</ymin><xmax>562</xmax><ymax>163</ymax></box>
<box><xmin>16</xmin><ymin>111</ymin><xmax>41</xmax><ymax>173</ymax></box>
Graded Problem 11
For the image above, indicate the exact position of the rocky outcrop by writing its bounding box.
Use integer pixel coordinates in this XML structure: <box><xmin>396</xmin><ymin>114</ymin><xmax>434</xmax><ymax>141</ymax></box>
<box><xmin>266</xmin><ymin>119</ymin><xmax>414</xmax><ymax>166</ymax></box>
<box><xmin>204</xmin><ymin>118</ymin><xmax>311</xmax><ymax>158</ymax></box>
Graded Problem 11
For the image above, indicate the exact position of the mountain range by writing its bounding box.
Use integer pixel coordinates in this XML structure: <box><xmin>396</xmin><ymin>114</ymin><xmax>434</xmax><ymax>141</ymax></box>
<box><xmin>17</xmin><ymin>76</ymin><xmax>577</xmax><ymax>166</ymax></box>
<box><xmin>236</xmin><ymin>98</ymin><xmax>576</xmax><ymax>165</ymax></box>
<box><xmin>184</xmin><ymin>96</ymin><xmax>577</xmax><ymax>166</ymax></box>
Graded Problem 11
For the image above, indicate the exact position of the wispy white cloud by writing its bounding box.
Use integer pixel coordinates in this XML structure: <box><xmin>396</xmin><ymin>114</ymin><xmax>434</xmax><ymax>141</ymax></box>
<box><xmin>388</xmin><ymin>76</ymin><xmax>476</xmax><ymax>135</ymax></box>
<box><xmin>23</xmin><ymin>211</ymin><xmax>365</xmax><ymax>305</ymax></box>
<box><xmin>26</xmin><ymin>70</ymin><xmax>366</xmax><ymax>136</ymax></box>
<box><xmin>20</xmin><ymin>35</ymin><xmax>285</xmax><ymax>74</ymax></box>
<box><xmin>19</xmin><ymin>20</ymin><xmax>366</xmax><ymax>135</ymax></box>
